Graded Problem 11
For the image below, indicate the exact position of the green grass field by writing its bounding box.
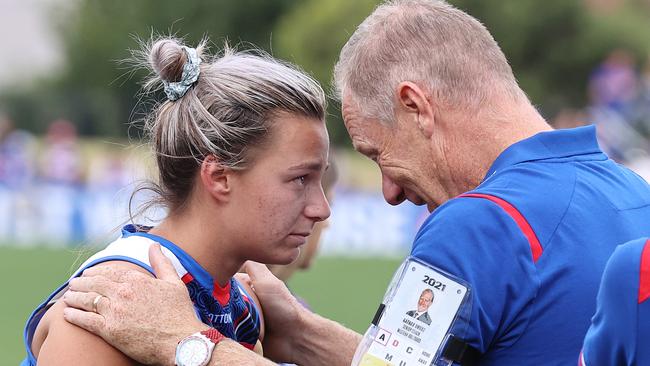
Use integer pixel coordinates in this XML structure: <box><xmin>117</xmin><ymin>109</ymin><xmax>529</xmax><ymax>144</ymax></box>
<box><xmin>0</xmin><ymin>246</ymin><xmax>402</xmax><ymax>364</ymax></box>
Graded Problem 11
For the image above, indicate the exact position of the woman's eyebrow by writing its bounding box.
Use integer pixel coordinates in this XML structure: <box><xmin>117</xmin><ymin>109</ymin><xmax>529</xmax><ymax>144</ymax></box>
<box><xmin>287</xmin><ymin>161</ymin><xmax>324</xmax><ymax>171</ymax></box>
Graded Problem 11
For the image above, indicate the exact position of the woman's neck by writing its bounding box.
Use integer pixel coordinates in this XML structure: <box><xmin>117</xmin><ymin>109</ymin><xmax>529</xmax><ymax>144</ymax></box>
<box><xmin>148</xmin><ymin>211</ymin><xmax>242</xmax><ymax>288</ymax></box>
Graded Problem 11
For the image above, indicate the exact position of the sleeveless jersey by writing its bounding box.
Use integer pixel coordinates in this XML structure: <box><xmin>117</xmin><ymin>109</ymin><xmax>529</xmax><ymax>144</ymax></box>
<box><xmin>21</xmin><ymin>224</ymin><xmax>262</xmax><ymax>365</ymax></box>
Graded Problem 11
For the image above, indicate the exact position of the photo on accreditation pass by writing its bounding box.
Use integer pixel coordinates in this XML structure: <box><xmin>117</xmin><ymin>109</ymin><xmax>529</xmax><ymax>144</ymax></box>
<box><xmin>360</xmin><ymin>258</ymin><xmax>469</xmax><ymax>366</ymax></box>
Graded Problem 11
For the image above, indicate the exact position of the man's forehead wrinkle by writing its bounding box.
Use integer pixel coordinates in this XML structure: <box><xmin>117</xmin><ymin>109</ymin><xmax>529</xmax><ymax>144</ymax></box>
<box><xmin>346</xmin><ymin>120</ymin><xmax>366</xmax><ymax>146</ymax></box>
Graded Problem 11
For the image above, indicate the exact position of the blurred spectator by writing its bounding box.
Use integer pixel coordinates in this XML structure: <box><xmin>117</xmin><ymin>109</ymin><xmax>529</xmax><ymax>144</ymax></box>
<box><xmin>87</xmin><ymin>153</ymin><xmax>131</xmax><ymax>189</ymax></box>
<box><xmin>38</xmin><ymin>119</ymin><xmax>85</xmax><ymax>245</ymax></box>
<box><xmin>0</xmin><ymin>114</ymin><xmax>37</xmax><ymax>244</ymax></box>
<box><xmin>0</xmin><ymin>114</ymin><xmax>36</xmax><ymax>188</ymax></box>
<box><xmin>39</xmin><ymin>119</ymin><xmax>83</xmax><ymax>184</ymax></box>
<box><xmin>587</xmin><ymin>50</ymin><xmax>650</xmax><ymax>164</ymax></box>
<box><xmin>634</xmin><ymin>54</ymin><xmax>650</xmax><ymax>136</ymax></box>
<box><xmin>588</xmin><ymin>49</ymin><xmax>638</xmax><ymax>114</ymax></box>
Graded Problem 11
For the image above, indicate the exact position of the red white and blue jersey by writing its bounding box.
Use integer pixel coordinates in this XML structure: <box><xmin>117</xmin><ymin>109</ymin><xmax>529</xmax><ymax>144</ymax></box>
<box><xmin>411</xmin><ymin>126</ymin><xmax>650</xmax><ymax>365</ymax></box>
<box><xmin>21</xmin><ymin>224</ymin><xmax>262</xmax><ymax>365</ymax></box>
<box><xmin>579</xmin><ymin>237</ymin><xmax>650</xmax><ymax>366</ymax></box>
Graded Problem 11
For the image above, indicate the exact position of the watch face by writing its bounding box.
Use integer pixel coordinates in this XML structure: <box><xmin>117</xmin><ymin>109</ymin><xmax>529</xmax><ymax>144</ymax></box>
<box><xmin>176</xmin><ymin>336</ymin><xmax>210</xmax><ymax>366</ymax></box>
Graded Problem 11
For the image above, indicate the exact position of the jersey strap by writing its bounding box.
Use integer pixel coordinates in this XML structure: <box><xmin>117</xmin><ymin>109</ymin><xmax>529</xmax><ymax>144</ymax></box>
<box><xmin>459</xmin><ymin>193</ymin><xmax>543</xmax><ymax>263</ymax></box>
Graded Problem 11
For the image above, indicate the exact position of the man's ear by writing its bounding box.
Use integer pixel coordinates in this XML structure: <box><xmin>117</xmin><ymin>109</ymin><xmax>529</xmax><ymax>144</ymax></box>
<box><xmin>396</xmin><ymin>81</ymin><xmax>435</xmax><ymax>138</ymax></box>
<box><xmin>200</xmin><ymin>155</ymin><xmax>231</xmax><ymax>202</ymax></box>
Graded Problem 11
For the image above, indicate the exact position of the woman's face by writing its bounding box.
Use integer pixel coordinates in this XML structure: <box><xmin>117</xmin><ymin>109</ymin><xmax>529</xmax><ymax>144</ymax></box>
<box><xmin>227</xmin><ymin>113</ymin><xmax>331</xmax><ymax>265</ymax></box>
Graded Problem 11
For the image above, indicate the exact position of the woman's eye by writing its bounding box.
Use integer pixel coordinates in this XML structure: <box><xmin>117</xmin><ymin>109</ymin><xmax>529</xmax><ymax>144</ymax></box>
<box><xmin>294</xmin><ymin>176</ymin><xmax>306</xmax><ymax>185</ymax></box>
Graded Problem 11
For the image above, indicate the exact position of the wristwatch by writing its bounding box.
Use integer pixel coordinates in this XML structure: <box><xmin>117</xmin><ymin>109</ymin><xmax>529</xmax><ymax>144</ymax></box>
<box><xmin>175</xmin><ymin>329</ymin><xmax>225</xmax><ymax>366</ymax></box>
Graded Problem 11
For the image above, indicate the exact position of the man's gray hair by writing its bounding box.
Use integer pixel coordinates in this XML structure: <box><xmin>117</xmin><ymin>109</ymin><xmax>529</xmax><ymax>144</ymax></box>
<box><xmin>334</xmin><ymin>0</ymin><xmax>527</xmax><ymax>122</ymax></box>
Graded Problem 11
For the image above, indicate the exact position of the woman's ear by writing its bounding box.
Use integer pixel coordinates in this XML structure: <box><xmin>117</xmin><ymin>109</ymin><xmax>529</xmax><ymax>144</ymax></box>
<box><xmin>200</xmin><ymin>155</ymin><xmax>231</xmax><ymax>202</ymax></box>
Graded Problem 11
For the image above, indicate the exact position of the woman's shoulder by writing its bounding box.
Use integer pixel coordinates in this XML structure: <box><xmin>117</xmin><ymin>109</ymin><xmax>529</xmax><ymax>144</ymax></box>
<box><xmin>32</xmin><ymin>259</ymin><xmax>150</xmax><ymax>365</ymax></box>
<box><xmin>76</xmin><ymin>235</ymin><xmax>159</xmax><ymax>275</ymax></box>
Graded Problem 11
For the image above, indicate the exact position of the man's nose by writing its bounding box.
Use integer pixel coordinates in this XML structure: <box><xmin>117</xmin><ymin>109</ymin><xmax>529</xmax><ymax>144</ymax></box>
<box><xmin>382</xmin><ymin>172</ymin><xmax>406</xmax><ymax>206</ymax></box>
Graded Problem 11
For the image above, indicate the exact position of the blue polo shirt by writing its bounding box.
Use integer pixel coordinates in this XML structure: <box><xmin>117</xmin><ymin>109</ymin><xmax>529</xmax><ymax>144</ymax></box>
<box><xmin>580</xmin><ymin>237</ymin><xmax>650</xmax><ymax>366</ymax></box>
<box><xmin>411</xmin><ymin>126</ymin><xmax>650</xmax><ymax>365</ymax></box>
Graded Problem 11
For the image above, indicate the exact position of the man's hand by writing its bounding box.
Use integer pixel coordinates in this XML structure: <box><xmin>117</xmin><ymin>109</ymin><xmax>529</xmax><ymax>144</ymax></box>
<box><xmin>62</xmin><ymin>244</ymin><xmax>207</xmax><ymax>365</ymax></box>
<box><xmin>240</xmin><ymin>262</ymin><xmax>308</xmax><ymax>363</ymax></box>
<box><xmin>242</xmin><ymin>262</ymin><xmax>361</xmax><ymax>366</ymax></box>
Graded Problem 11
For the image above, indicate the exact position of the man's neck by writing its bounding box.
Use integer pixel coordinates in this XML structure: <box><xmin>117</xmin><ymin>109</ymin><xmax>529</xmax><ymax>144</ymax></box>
<box><xmin>444</xmin><ymin>102</ymin><xmax>552</xmax><ymax>195</ymax></box>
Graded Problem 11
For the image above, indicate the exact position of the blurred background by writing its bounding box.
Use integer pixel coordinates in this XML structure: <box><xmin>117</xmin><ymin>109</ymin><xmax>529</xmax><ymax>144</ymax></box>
<box><xmin>1</xmin><ymin>0</ymin><xmax>650</xmax><ymax>363</ymax></box>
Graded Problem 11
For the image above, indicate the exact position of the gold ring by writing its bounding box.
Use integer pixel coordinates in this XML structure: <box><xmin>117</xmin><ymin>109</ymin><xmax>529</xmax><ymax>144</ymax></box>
<box><xmin>92</xmin><ymin>295</ymin><xmax>103</xmax><ymax>313</ymax></box>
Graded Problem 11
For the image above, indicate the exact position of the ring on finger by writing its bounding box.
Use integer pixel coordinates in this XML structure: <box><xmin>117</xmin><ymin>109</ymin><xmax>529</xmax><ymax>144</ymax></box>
<box><xmin>92</xmin><ymin>294</ymin><xmax>103</xmax><ymax>313</ymax></box>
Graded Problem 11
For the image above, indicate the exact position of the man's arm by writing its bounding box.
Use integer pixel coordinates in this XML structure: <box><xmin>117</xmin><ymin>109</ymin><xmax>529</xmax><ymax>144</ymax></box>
<box><xmin>62</xmin><ymin>244</ymin><xmax>360</xmax><ymax>366</ymax></box>
<box><xmin>208</xmin><ymin>312</ymin><xmax>360</xmax><ymax>366</ymax></box>
<box><xmin>240</xmin><ymin>261</ymin><xmax>361</xmax><ymax>365</ymax></box>
<box><xmin>292</xmin><ymin>311</ymin><xmax>362</xmax><ymax>365</ymax></box>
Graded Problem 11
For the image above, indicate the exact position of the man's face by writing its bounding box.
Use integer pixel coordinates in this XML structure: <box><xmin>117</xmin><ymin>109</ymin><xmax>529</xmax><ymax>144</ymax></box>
<box><xmin>418</xmin><ymin>291</ymin><xmax>434</xmax><ymax>313</ymax></box>
<box><xmin>341</xmin><ymin>94</ymin><xmax>447</xmax><ymax>211</ymax></box>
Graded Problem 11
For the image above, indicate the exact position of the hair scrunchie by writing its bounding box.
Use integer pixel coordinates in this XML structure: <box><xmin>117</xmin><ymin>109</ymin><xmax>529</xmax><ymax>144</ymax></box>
<box><xmin>163</xmin><ymin>46</ymin><xmax>201</xmax><ymax>101</ymax></box>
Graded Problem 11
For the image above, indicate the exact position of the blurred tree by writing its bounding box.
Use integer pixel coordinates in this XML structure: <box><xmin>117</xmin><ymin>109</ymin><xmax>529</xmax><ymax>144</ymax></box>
<box><xmin>2</xmin><ymin>0</ymin><xmax>650</xmax><ymax>141</ymax></box>
<box><xmin>273</xmin><ymin>0</ymin><xmax>381</xmax><ymax>147</ymax></box>
<box><xmin>451</xmin><ymin>0</ymin><xmax>650</xmax><ymax>117</ymax></box>
<box><xmin>2</xmin><ymin>0</ymin><xmax>293</xmax><ymax>136</ymax></box>
<box><xmin>274</xmin><ymin>0</ymin><xmax>650</xmax><ymax>146</ymax></box>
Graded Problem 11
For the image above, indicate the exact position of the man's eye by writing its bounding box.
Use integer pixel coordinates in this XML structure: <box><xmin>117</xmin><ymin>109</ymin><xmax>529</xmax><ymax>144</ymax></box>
<box><xmin>294</xmin><ymin>176</ymin><xmax>306</xmax><ymax>185</ymax></box>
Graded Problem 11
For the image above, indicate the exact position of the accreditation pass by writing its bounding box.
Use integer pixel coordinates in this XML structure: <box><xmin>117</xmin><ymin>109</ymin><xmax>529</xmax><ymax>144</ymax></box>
<box><xmin>359</xmin><ymin>259</ymin><xmax>469</xmax><ymax>366</ymax></box>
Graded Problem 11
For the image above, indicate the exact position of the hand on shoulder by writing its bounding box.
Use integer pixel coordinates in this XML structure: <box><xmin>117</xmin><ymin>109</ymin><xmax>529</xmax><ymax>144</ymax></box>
<box><xmin>33</xmin><ymin>260</ymin><xmax>153</xmax><ymax>365</ymax></box>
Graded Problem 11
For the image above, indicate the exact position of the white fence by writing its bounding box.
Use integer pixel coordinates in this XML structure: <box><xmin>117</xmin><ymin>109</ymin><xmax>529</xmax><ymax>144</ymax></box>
<box><xmin>0</xmin><ymin>184</ymin><xmax>429</xmax><ymax>257</ymax></box>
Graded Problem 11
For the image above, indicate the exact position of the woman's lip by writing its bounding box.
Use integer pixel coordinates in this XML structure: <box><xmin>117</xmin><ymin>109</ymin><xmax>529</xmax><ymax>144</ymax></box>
<box><xmin>288</xmin><ymin>233</ymin><xmax>308</xmax><ymax>246</ymax></box>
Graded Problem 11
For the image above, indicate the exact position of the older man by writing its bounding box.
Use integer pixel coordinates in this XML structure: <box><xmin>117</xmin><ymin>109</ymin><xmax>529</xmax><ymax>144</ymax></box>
<box><xmin>61</xmin><ymin>1</ymin><xmax>650</xmax><ymax>365</ymax></box>
<box><xmin>406</xmin><ymin>289</ymin><xmax>434</xmax><ymax>325</ymax></box>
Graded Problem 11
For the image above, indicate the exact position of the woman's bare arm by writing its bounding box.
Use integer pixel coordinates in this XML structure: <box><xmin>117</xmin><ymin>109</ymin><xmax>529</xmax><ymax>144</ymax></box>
<box><xmin>35</xmin><ymin>261</ymin><xmax>151</xmax><ymax>365</ymax></box>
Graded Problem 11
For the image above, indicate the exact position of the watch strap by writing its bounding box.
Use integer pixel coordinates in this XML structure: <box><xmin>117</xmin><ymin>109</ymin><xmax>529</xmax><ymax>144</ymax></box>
<box><xmin>175</xmin><ymin>329</ymin><xmax>223</xmax><ymax>366</ymax></box>
<box><xmin>201</xmin><ymin>328</ymin><xmax>225</xmax><ymax>345</ymax></box>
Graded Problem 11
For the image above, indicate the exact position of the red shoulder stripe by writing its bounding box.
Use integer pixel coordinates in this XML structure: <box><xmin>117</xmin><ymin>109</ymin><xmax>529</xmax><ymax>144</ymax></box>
<box><xmin>181</xmin><ymin>273</ymin><xmax>194</xmax><ymax>284</ymax></box>
<box><xmin>459</xmin><ymin>193</ymin><xmax>543</xmax><ymax>263</ymax></box>
<box><xmin>638</xmin><ymin>239</ymin><xmax>650</xmax><ymax>303</ymax></box>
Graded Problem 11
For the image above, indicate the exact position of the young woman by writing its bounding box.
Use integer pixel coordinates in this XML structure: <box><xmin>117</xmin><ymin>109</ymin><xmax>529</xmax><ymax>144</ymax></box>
<box><xmin>268</xmin><ymin>155</ymin><xmax>337</xmax><ymax>285</ymax></box>
<box><xmin>22</xmin><ymin>37</ymin><xmax>331</xmax><ymax>365</ymax></box>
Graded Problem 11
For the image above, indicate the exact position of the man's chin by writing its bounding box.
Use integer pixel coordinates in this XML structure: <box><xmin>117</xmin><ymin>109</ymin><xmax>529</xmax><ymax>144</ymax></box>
<box><xmin>406</xmin><ymin>196</ymin><xmax>427</xmax><ymax>207</ymax></box>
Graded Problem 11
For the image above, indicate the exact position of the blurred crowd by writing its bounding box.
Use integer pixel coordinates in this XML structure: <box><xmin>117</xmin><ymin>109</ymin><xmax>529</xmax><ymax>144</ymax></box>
<box><xmin>0</xmin><ymin>116</ymin><xmax>425</xmax><ymax>252</ymax></box>
<box><xmin>0</xmin><ymin>117</ymin><xmax>141</xmax><ymax>245</ymax></box>
<box><xmin>1</xmin><ymin>49</ymin><xmax>649</xmax><ymax>249</ymax></box>
<box><xmin>554</xmin><ymin>49</ymin><xmax>650</xmax><ymax>179</ymax></box>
